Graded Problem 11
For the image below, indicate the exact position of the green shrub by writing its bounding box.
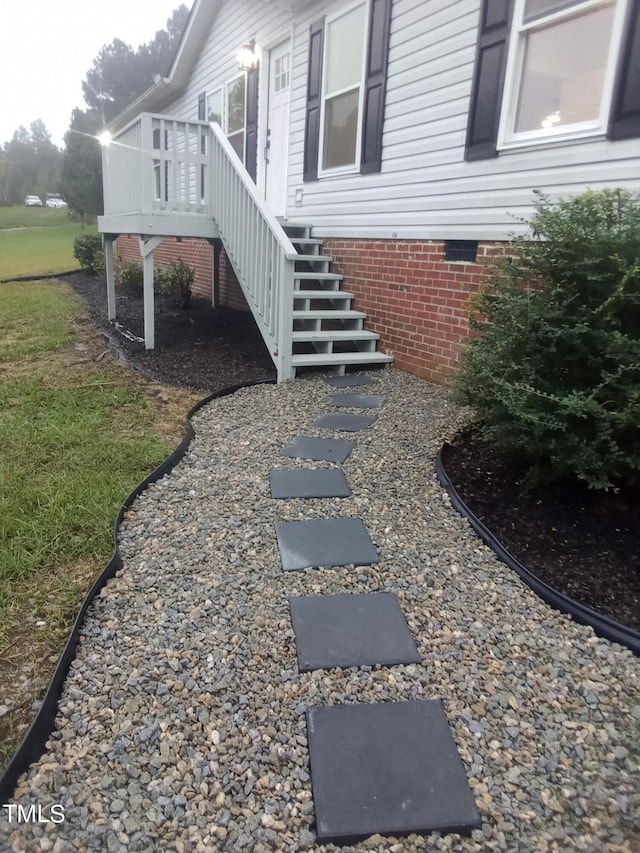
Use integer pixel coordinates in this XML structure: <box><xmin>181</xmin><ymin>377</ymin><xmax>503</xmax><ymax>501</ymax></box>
<box><xmin>72</xmin><ymin>234</ymin><xmax>104</xmax><ymax>275</ymax></box>
<box><xmin>115</xmin><ymin>259</ymin><xmax>144</xmax><ymax>295</ymax></box>
<box><xmin>454</xmin><ymin>188</ymin><xmax>640</xmax><ymax>491</ymax></box>
<box><xmin>157</xmin><ymin>258</ymin><xmax>194</xmax><ymax>309</ymax></box>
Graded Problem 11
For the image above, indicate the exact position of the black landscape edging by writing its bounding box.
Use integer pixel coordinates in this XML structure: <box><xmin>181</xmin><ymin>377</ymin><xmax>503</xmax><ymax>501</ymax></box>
<box><xmin>0</xmin><ymin>270</ymin><xmax>80</xmax><ymax>284</ymax></box>
<box><xmin>436</xmin><ymin>445</ymin><xmax>640</xmax><ymax>657</ymax></box>
<box><xmin>0</xmin><ymin>378</ymin><xmax>274</xmax><ymax>802</ymax></box>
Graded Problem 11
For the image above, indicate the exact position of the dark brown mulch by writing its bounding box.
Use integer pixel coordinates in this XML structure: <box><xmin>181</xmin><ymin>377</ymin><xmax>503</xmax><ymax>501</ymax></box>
<box><xmin>64</xmin><ymin>272</ymin><xmax>276</xmax><ymax>392</ymax></box>
<box><xmin>442</xmin><ymin>429</ymin><xmax>640</xmax><ymax>634</ymax></box>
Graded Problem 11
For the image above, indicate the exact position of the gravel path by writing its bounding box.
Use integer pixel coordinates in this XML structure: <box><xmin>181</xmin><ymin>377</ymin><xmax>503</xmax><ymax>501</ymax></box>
<box><xmin>2</xmin><ymin>370</ymin><xmax>639</xmax><ymax>852</ymax></box>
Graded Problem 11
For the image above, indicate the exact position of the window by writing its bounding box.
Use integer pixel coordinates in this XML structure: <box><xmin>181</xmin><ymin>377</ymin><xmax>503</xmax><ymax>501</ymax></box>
<box><xmin>207</xmin><ymin>88</ymin><xmax>223</xmax><ymax>126</ymax></box>
<box><xmin>226</xmin><ymin>75</ymin><xmax>246</xmax><ymax>162</ymax></box>
<box><xmin>274</xmin><ymin>53</ymin><xmax>290</xmax><ymax>93</ymax></box>
<box><xmin>465</xmin><ymin>0</ymin><xmax>639</xmax><ymax>160</ymax></box>
<box><xmin>319</xmin><ymin>3</ymin><xmax>368</xmax><ymax>172</ymax></box>
<box><xmin>304</xmin><ymin>0</ymin><xmax>393</xmax><ymax>180</ymax></box>
<box><xmin>500</xmin><ymin>0</ymin><xmax>623</xmax><ymax>145</ymax></box>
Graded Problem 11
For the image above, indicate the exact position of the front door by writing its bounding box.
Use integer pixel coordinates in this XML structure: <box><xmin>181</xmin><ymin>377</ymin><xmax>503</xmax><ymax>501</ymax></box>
<box><xmin>265</xmin><ymin>39</ymin><xmax>291</xmax><ymax>217</ymax></box>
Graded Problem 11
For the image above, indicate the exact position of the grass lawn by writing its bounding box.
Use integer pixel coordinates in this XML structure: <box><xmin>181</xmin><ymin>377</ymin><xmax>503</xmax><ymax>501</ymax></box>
<box><xmin>0</xmin><ymin>280</ymin><xmax>200</xmax><ymax>768</ymax></box>
<box><xmin>0</xmin><ymin>224</ymin><xmax>98</xmax><ymax>280</ymax></box>
<box><xmin>0</xmin><ymin>207</ymin><xmax>72</xmax><ymax>230</ymax></box>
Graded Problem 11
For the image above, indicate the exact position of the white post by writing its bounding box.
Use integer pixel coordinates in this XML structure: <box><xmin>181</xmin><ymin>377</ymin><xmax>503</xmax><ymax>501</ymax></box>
<box><xmin>104</xmin><ymin>236</ymin><xmax>116</xmax><ymax>321</ymax></box>
<box><xmin>139</xmin><ymin>236</ymin><xmax>162</xmax><ymax>350</ymax></box>
<box><xmin>101</xmin><ymin>144</ymin><xmax>111</xmax><ymax>215</ymax></box>
<box><xmin>277</xmin><ymin>256</ymin><xmax>295</xmax><ymax>382</ymax></box>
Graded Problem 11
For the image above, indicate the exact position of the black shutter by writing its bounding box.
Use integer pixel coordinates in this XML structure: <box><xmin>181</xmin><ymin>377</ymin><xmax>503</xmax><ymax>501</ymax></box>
<box><xmin>360</xmin><ymin>0</ymin><xmax>393</xmax><ymax>174</ymax></box>
<box><xmin>245</xmin><ymin>64</ymin><xmax>259</xmax><ymax>181</ymax></box>
<box><xmin>608</xmin><ymin>0</ymin><xmax>640</xmax><ymax>140</ymax></box>
<box><xmin>464</xmin><ymin>0</ymin><xmax>513</xmax><ymax>161</ymax></box>
<box><xmin>303</xmin><ymin>19</ymin><xmax>325</xmax><ymax>182</ymax></box>
<box><xmin>198</xmin><ymin>92</ymin><xmax>206</xmax><ymax>121</ymax></box>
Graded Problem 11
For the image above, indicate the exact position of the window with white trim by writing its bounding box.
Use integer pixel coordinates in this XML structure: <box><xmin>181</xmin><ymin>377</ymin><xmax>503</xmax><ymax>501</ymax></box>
<box><xmin>499</xmin><ymin>0</ymin><xmax>627</xmax><ymax>146</ymax></box>
<box><xmin>207</xmin><ymin>88</ymin><xmax>223</xmax><ymax>126</ymax></box>
<box><xmin>274</xmin><ymin>53</ymin><xmax>290</xmax><ymax>93</ymax></box>
<box><xmin>226</xmin><ymin>74</ymin><xmax>246</xmax><ymax>163</ymax></box>
<box><xmin>319</xmin><ymin>1</ymin><xmax>368</xmax><ymax>173</ymax></box>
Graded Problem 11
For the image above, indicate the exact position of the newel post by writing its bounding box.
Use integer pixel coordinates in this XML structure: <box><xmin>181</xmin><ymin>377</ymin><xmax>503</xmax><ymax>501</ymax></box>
<box><xmin>277</xmin><ymin>256</ymin><xmax>295</xmax><ymax>382</ymax></box>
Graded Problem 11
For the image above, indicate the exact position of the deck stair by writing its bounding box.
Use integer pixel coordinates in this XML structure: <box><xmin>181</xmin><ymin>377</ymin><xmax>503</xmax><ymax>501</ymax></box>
<box><xmin>282</xmin><ymin>223</ymin><xmax>393</xmax><ymax>375</ymax></box>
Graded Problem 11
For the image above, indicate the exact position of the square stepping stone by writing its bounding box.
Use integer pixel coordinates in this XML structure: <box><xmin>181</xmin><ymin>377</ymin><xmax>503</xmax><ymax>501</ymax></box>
<box><xmin>275</xmin><ymin>518</ymin><xmax>378</xmax><ymax>571</ymax></box>
<box><xmin>314</xmin><ymin>413</ymin><xmax>376</xmax><ymax>432</ymax></box>
<box><xmin>307</xmin><ymin>701</ymin><xmax>481</xmax><ymax>843</ymax></box>
<box><xmin>280</xmin><ymin>436</ymin><xmax>354</xmax><ymax>464</ymax></box>
<box><xmin>330</xmin><ymin>393</ymin><xmax>383</xmax><ymax>409</ymax></box>
<box><xmin>326</xmin><ymin>374</ymin><xmax>376</xmax><ymax>387</ymax></box>
<box><xmin>288</xmin><ymin>592</ymin><xmax>421</xmax><ymax>671</ymax></box>
<box><xmin>270</xmin><ymin>469</ymin><xmax>351</xmax><ymax>499</ymax></box>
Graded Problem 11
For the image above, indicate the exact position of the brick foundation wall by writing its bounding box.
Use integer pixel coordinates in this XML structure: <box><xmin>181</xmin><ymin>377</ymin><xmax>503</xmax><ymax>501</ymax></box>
<box><xmin>114</xmin><ymin>233</ymin><xmax>499</xmax><ymax>384</ymax></box>
<box><xmin>322</xmin><ymin>238</ymin><xmax>498</xmax><ymax>384</ymax></box>
<box><xmin>114</xmin><ymin>236</ymin><xmax>248</xmax><ymax>311</ymax></box>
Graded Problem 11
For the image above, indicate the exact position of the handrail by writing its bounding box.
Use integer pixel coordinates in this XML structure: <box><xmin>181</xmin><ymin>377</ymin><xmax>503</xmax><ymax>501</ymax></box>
<box><xmin>101</xmin><ymin>113</ymin><xmax>297</xmax><ymax>382</ymax></box>
<box><xmin>209</xmin><ymin>121</ymin><xmax>296</xmax><ymax>382</ymax></box>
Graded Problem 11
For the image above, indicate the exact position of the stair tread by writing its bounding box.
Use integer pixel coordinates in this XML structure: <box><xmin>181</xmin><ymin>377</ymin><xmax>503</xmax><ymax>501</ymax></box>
<box><xmin>292</xmin><ymin>352</ymin><xmax>393</xmax><ymax>367</ymax></box>
<box><xmin>293</xmin><ymin>330</ymin><xmax>379</xmax><ymax>340</ymax></box>
<box><xmin>293</xmin><ymin>309</ymin><xmax>366</xmax><ymax>320</ymax></box>
<box><xmin>293</xmin><ymin>238</ymin><xmax>324</xmax><ymax>245</ymax></box>
<box><xmin>294</xmin><ymin>290</ymin><xmax>354</xmax><ymax>299</ymax></box>
<box><xmin>294</xmin><ymin>273</ymin><xmax>343</xmax><ymax>281</ymax></box>
<box><xmin>293</xmin><ymin>254</ymin><xmax>332</xmax><ymax>262</ymax></box>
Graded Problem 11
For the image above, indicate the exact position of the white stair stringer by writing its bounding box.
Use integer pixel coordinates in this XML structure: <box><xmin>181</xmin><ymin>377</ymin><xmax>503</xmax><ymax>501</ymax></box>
<box><xmin>283</xmin><ymin>224</ymin><xmax>393</xmax><ymax>377</ymax></box>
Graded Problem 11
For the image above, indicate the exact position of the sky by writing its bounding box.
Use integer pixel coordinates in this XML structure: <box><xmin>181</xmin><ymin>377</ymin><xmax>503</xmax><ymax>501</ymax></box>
<box><xmin>0</xmin><ymin>0</ymin><xmax>194</xmax><ymax>148</ymax></box>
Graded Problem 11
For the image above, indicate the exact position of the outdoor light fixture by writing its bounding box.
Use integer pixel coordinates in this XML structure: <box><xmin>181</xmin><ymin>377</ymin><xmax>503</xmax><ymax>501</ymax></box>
<box><xmin>238</xmin><ymin>39</ymin><xmax>258</xmax><ymax>71</ymax></box>
<box><xmin>97</xmin><ymin>130</ymin><xmax>112</xmax><ymax>146</ymax></box>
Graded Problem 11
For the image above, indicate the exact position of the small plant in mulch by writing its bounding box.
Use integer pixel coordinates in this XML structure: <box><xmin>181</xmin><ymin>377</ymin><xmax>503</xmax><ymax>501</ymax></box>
<box><xmin>454</xmin><ymin>188</ymin><xmax>640</xmax><ymax>492</ymax></box>
<box><xmin>72</xmin><ymin>233</ymin><xmax>104</xmax><ymax>276</ymax></box>
<box><xmin>114</xmin><ymin>259</ymin><xmax>195</xmax><ymax>309</ymax></box>
<box><xmin>115</xmin><ymin>259</ymin><xmax>144</xmax><ymax>295</ymax></box>
<box><xmin>156</xmin><ymin>258</ymin><xmax>195</xmax><ymax>309</ymax></box>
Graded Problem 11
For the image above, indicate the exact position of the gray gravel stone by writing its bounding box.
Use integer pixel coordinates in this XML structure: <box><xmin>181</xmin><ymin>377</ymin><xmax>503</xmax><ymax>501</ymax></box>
<box><xmin>2</xmin><ymin>369</ymin><xmax>639</xmax><ymax>853</ymax></box>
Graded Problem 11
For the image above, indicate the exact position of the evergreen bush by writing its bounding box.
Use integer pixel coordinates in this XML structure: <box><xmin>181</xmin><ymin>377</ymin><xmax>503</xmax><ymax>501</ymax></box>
<box><xmin>72</xmin><ymin>234</ymin><xmax>104</xmax><ymax>275</ymax></box>
<box><xmin>454</xmin><ymin>188</ymin><xmax>640</xmax><ymax>491</ymax></box>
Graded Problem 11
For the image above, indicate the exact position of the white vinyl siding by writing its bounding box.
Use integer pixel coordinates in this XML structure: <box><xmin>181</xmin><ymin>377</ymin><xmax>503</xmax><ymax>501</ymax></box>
<box><xmin>162</xmin><ymin>0</ymin><xmax>293</xmax><ymax>199</ymax></box>
<box><xmin>159</xmin><ymin>0</ymin><xmax>639</xmax><ymax>240</ymax></box>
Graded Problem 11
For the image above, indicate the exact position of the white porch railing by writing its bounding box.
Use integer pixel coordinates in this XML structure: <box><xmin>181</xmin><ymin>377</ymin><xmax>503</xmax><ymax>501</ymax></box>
<box><xmin>102</xmin><ymin>113</ymin><xmax>211</xmax><ymax>217</ymax></box>
<box><xmin>100</xmin><ymin>113</ymin><xmax>297</xmax><ymax>382</ymax></box>
<box><xmin>209</xmin><ymin>122</ymin><xmax>296</xmax><ymax>382</ymax></box>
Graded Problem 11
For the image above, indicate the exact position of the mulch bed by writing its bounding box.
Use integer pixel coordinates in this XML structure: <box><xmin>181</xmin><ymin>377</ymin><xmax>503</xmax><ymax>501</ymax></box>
<box><xmin>442</xmin><ymin>430</ymin><xmax>640</xmax><ymax>634</ymax></box>
<box><xmin>65</xmin><ymin>272</ymin><xmax>276</xmax><ymax>392</ymax></box>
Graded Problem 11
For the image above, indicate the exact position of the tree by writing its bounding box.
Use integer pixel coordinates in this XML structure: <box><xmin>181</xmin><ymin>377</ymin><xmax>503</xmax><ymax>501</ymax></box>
<box><xmin>61</xmin><ymin>5</ymin><xmax>189</xmax><ymax>220</ymax></box>
<box><xmin>2</xmin><ymin>121</ymin><xmax>62</xmax><ymax>204</ymax></box>
<box><xmin>0</xmin><ymin>150</ymin><xmax>9</xmax><ymax>205</ymax></box>
<box><xmin>82</xmin><ymin>5</ymin><xmax>189</xmax><ymax>124</ymax></box>
<box><xmin>62</xmin><ymin>109</ymin><xmax>104</xmax><ymax>222</ymax></box>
